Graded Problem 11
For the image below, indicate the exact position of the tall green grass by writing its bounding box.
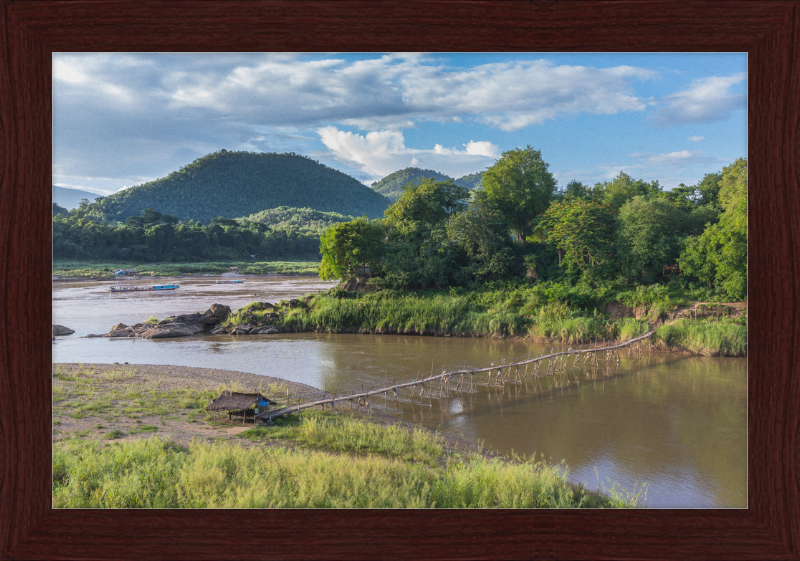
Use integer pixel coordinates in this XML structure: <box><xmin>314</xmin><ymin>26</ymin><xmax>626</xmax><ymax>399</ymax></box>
<box><xmin>53</xmin><ymin>435</ymin><xmax>638</xmax><ymax>508</ymax></box>
<box><xmin>655</xmin><ymin>319</ymin><xmax>747</xmax><ymax>356</ymax></box>
<box><xmin>243</xmin><ymin>413</ymin><xmax>444</xmax><ymax>465</ymax></box>
<box><xmin>278</xmin><ymin>293</ymin><xmax>528</xmax><ymax>337</ymax></box>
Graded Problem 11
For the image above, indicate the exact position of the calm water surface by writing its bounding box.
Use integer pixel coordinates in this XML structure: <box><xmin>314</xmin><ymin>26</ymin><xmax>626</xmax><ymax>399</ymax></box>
<box><xmin>53</xmin><ymin>276</ymin><xmax>747</xmax><ymax>508</ymax></box>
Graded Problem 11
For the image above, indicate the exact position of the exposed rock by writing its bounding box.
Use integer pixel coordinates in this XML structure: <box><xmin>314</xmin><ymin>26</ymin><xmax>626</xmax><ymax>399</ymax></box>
<box><xmin>210</xmin><ymin>325</ymin><xmax>230</xmax><ymax>335</ymax></box>
<box><xmin>251</xmin><ymin>325</ymin><xmax>280</xmax><ymax>334</ymax></box>
<box><xmin>205</xmin><ymin>303</ymin><xmax>231</xmax><ymax>319</ymax></box>
<box><xmin>287</xmin><ymin>298</ymin><xmax>305</xmax><ymax>309</ymax></box>
<box><xmin>109</xmin><ymin>327</ymin><xmax>134</xmax><ymax>337</ymax></box>
<box><xmin>230</xmin><ymin>324</ymin><xmax>254</xmax><ymax>335</ymax></box>
<box><xmin>141</xmin><ymin>325</ymin><xmax>196</xmax><ymax>339</ymax></box>
<box><xmin>52</xmin><ymin>325</ymin><xmax>75</xmax><ymax>336</ymax></box>
<box><xmin>96</xmin><ymin>303</ymin><xmax>233</xmax><ymax>339</ymax></box>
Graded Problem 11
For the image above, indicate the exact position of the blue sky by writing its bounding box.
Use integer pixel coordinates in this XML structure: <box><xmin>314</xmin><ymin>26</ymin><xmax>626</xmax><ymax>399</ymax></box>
<box><xmin>53</xmin><ymin>52</ymin><xmax>747</xmax><ymax>196</ymax></box>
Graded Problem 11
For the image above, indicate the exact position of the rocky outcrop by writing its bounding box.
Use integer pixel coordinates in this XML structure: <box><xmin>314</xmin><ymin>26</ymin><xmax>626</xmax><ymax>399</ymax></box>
<box><xmin>86</xmin><ymin>303</ymin><xmax>287</xmax><ymax>339</ymax></box>
<box><xmin>86</xmin><ymin>304</ymin><xmax>235</xmax><ymax>339</ymax></box>
<box><xmin>53</xmin><ymin>325</ymin><xmax>75</xmax><ymax>336</ymax></box>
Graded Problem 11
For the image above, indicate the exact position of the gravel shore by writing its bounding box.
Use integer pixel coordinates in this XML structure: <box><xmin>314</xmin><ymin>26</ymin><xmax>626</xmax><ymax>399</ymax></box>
<box><xmin>55</xmin><ymin>362</ymin><xmax>320</xmax><ymax>394</ymax></box>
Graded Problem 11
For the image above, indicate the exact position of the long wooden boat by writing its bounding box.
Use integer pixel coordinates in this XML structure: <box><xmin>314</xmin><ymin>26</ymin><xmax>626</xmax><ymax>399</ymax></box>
<box><xmin>107</xmin><ymin>284</ymin><xmax>180</xmax><ymax>292</ymax></box>
<box><xmin>215</xmin><ymin>279</ymin><xmax>246</xmax><ymax>284</ymax></box>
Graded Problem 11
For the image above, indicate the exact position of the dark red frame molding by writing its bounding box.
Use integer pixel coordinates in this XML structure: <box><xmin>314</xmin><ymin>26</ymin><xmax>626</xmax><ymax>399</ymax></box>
<box><xmin>1</xmin><ymin>1</ymin><xmax>798</xmax><ymax>559</ymax></box>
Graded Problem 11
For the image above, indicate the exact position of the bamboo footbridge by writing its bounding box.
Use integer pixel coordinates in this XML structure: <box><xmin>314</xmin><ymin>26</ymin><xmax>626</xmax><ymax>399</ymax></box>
<box><xmin>256</xmin><ymin>328</ymin><xmax>656</xmax><ymax>424</ymax></box>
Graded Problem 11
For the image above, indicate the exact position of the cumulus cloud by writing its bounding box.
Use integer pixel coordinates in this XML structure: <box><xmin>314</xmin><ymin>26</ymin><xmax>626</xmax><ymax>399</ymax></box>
<box><xmin>57</xmin><ymin>53</ymin><xmax>659</xmax><ymax>133</ymax></box>
<box><xmin>51</xmin><ymin>52</ymin><xmax>739</xmax><ymax>192</ymax></box>
<box><xmin>318</xmin><ymin>126</ymin><xmax>499</xmax><ymax>181</ymax></box>
<box><xmin>648</xmin><ymin>73</ymin><xmax>746</xmax><ymax>127</ymax></box>
<box><xmin>688</xmin><ymin>136</ymin><xmax>704</xmax><ymax>142</ymax></box>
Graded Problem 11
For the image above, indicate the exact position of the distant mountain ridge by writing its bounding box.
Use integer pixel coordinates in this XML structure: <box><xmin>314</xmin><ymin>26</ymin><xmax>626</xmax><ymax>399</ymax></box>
<box><xmin>86</xmin><ymin>150</ymin><xmax>393</xmax><ymax>223</ymax></box>
<box><xmin>53</xmin><ymin>185</ymin><xmax>105</xmax><ymax>210</ymax></box>
<box><xmin>370</xmin><ymin>167</ymin><xmax>485</xmax><ymax>202</ymax></box>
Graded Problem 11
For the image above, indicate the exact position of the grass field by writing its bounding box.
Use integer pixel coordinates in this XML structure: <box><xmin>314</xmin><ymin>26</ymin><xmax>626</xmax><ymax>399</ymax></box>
<box><xmin>52</xmin><ymin>365</ymin><xmax>644</xmax><ymax>508</ymax></box>
<box><xmin>53</xmin><ymin>413</ymin><xmax>643</xmax><ymax>508</ymax></box>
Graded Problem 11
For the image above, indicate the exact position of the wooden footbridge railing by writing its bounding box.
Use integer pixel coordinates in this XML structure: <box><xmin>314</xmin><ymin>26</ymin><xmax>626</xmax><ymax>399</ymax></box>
<box><xmin>256</xmin><ymin>328</ymin><xmax>656</xmax><ymax>423</ymax></box>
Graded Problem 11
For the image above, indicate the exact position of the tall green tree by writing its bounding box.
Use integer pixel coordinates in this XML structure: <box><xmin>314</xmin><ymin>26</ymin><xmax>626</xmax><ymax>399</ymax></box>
<box><xmin>380</xmin><ymin>178</ymin><xmax>469</xmax><ymax>288</ymax></box>
<box><xmin>481</xmin><ymin>146</ymin><xmax>557</xmax><ymax>243</ymax></box>
<box><xmin>616</xmin><ymin>197</ymin><xmax>691</xmax><ymax>283</ymax></box>
<box><xmin>446</xmin><ymin>192</ymin><xmax>514</xmax><ymax>281</ymax></box>
<box><xmin>679</xmin><ymin>158</ymin><xmax>747</xmax><ymax>299</ymax></box>
<box><xmin>540</xmin><ymin>198</ymin><xmax>615</xmax><ymax>279</ymax></box>
<box><xmin>590</xmin><ymin>172</ymin><xmax>661</xmax><ymax>213</ymax></box>
<box><xmin>318</xmin><ymin>217</ymin><xmax>385</xmax><ymax>281</ymax></box>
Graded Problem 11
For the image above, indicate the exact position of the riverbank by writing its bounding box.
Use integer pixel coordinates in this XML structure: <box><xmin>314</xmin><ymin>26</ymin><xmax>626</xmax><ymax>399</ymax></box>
<box><xmin>225</xmin><ymin>287</ymin><xmax>746</xmax><ymax>357</ymax></box>
<box><xmin>52</xmin><ymin>259</ymin><xmax>321</xmax><ymax>280</ymax></box>
<box><xmin>52</xmin><ymin>363</ymin><xmax>641</xmax><ymax>508</ymax></box>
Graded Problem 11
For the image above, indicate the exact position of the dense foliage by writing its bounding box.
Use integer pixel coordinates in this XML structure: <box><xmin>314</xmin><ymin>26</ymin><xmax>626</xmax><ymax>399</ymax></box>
<box><xmin>80</xmin><ymin>150</ymin><xmax>392</xmax><ymax>223</ymax></box>
<box><xmin>320</xmin><ymin>150</ymin><xmax>748</xmax><ymax>302</ymax></box>
<box><xmin>370</xmin><ymin>167</ymin><xmax>485</xmax><ymax>202</ymax></box>
<box><xmin>53</xmin><ymin>206</ymin><xmax>328</xmax><ymax>261</ymax></box>
<box><xmin>241</xmin><ymin>206</ymin><xmax>355</xmax><ymax>229</ymax></box>
<box><xmin>481</xmin><ymin>146</ymin><xmax>558</xmax><ymax>242</ymax></box>
<box><xmin>678</xmin><ymin>158</ymin><xmax>748</xmax><ymax>299</ymax></box>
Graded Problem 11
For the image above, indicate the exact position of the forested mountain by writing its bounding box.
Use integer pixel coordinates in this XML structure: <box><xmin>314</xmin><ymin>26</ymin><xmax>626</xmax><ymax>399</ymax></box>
<box><xmin>370</xmin><ymin>168</ymin><xmax>452</xmax><ymax>202</ymax></box>
<box><xmin>53</xmin><ymin>185</ymin><xmax>105</xmax><ymax>210</ymax></box>
<box><xmin>454</xmin><ymin>171</ymin><xmax>484</xmax><ymax>190</ymax></box>
<box><xmin>370</xmin><ymin>167</ymin><xmax>485</xmax><ymax>202</ymax></box>
<box><xmin>241</xmin><ymin>206</ymin><xmax>356</xmax><ymax>229</ymax></box>
<box><xmin>85</xmin><ymin>150</ymin><xmax>392</xmax><ymax>223</ymax></box>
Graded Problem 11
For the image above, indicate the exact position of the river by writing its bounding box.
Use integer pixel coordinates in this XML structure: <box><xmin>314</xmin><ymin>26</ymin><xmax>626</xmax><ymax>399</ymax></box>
<box><xmin>52</xmin><ymin>276</ymin><xmax>747</xmax><ymax>508</ymax></box>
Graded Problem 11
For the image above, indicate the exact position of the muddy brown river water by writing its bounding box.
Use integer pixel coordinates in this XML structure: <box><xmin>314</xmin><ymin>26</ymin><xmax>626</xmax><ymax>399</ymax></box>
<box><xmin>53</xmin><ymin>276</ymin><xmax>747</xmax><ymax>508</ymax></box>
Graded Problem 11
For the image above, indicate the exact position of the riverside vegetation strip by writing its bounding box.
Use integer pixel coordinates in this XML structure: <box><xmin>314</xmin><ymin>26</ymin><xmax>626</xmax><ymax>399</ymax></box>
<box><xmin>52</xmin><ymin>364</ymin><xmax>644</xmax><ymax>508</ymax></box>
<box><xmin>218</xmin><ymin>281</ymin><xmax>746</xmax><ymax>357</ymax></box>
<box><xmin>52</xmin><ymin>259</ymin><xmax>321</xmax><ymax>279</ymax></box>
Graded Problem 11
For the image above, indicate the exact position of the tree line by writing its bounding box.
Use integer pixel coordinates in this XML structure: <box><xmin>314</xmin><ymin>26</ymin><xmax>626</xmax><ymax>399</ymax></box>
<box><xmin>53</xmin><ymin>205</ymin><xmax>346</xmax><ymax>262</ymax></box>
<box><xmin>319</xmin><ymin>146</ymin><xmax>747</xmax><ymax>301</ymax></box>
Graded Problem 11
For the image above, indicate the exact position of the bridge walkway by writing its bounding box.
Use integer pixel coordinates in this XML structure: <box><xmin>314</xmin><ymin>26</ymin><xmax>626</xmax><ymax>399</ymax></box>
<box><xmin>256</xmin><ymin>329</ymin><xmax>655</xmax><ymax>422</ymax></box>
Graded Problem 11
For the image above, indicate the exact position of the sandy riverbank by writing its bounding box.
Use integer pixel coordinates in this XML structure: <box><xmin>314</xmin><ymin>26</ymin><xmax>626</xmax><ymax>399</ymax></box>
<box><xmin>52</xmin><ymin>363</ymin><xmax>487</xmax><ymax>456</ymax></box>
<box><xmin>53</xmin><ymin>363</ymin><xmax>322</xmax><ymax>446</ymax></box>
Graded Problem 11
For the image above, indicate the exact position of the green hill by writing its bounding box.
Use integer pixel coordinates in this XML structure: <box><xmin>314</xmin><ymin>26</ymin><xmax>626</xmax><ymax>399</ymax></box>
<box><xmin>371</xmin><ymin>167</ymin><xmax>485</xmax><ymax>202</ymax></box>
<box><xmin>454</xmin><ymin>171</ymin><xmax>484</xmax><ymax>190</ymax></box>
<box><xmin>89</xmin><ymin>150</ymin><xmax>392</xmax><ymax>224</ymax></box>
<box><xmin>370</xmin><ymin>168</ymin><xmax>453</xmax><ymax>202</ymax></box>
<box><xmin>240</xmin><ymin>206</ymin><xmax>356</xmax><ymax>235</ymax></box>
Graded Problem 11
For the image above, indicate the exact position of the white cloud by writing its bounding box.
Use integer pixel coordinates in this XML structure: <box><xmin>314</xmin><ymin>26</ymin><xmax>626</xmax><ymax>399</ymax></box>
<box><xmin>649</xmin><ymin>73</ymin><xmax>746</xmax><ymax>127</ymax></box>
<box><xmin>97</xmin><ymin>54</ymin><xmax>658</xmax><ymax>132</ymax></box>
<box><xmin>318</xmin><ymin>126</ymin><xmax>499</xmax><ymax>181</ymax></box>
<box><xmin>629</xmin><ymin>150</ymin><xmax>728</xmax><ymax>166</ymax></box>
<box><xmin>688</xmin><ymin>136</ymin><xmax>704</xmax><ymax>142</ymax></box>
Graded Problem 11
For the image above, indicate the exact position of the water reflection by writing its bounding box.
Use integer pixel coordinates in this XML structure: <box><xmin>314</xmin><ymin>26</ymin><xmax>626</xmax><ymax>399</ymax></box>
<box><xmin>53</xmin><ymin>278</ymin><xmax>746</xmax><ymax>508</ymax></box>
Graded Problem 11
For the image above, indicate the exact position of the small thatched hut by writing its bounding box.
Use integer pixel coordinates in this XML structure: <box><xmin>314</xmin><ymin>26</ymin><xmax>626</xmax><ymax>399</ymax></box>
<box><xmin>206</xmin><ymin>391</ymin><xmax>270</xmax><ymax>424</ymax></box>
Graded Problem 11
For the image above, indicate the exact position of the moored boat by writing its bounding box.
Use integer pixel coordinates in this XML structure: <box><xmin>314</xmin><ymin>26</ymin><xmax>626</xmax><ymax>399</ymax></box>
<box><xmin>216</xmin><ymin>279</ymin><xmax>246</xmax><ymax>284</ymax></box>
<box><xmin>107</xmin><ymin>284</ymin><xmax>180</xmax><ymax>292</ymax></box>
